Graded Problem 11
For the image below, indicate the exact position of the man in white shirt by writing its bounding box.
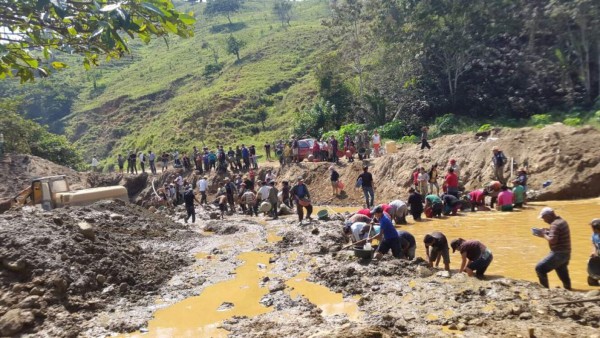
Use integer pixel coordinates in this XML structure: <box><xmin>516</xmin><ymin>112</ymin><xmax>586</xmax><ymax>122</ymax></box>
<box><xmin>139</xmin><ymin>152</ymin><xmax>146</xmax><ymax>173</ymax></box>
<box><xmin>91</xmin><ymin>157</ymin><xmax>99</xmax><ymax>172</ymax></box>
<box><xmin>372</xmin><ymin>130</ymin><xmax>381</xmax><ymax>157</ymax></box>
<box><xmin>197</xmin><ymin>176</ymin><xmax>208</xmax><ymax>205</ymax></box>
<box><xmin>257</xmin><ymin>180</ymin><xmax>271</xmax><ymax>202</ymax></box>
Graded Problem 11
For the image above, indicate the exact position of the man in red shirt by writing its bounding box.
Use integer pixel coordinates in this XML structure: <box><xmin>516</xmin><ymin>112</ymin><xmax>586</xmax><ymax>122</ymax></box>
<box><xmin>444</xmin><ymin>168</ymin><xmax>459</xmax><ymax>197</ymax></box>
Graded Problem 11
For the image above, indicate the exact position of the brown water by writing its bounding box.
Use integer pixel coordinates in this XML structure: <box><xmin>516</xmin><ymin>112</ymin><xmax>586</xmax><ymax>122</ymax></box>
<box><xmin>286</xmin><ymin>271</ymin><xmax>361</xmax><ymax>320</ymax></box>
<box><xmin>329</xmin><ymin>198</ymin><xmax>600</xmax><ymax>290</ymax></box>
<box><xmin>120</xmin><ymin>252</ymin><xmax>273</xmax><ymax>338</ymax></box>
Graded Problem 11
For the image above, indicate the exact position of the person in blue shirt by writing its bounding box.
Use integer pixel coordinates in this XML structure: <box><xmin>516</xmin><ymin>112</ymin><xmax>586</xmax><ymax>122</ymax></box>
<box><xmin>370</xmin><ymin>206</ymin><xmax>401</xmax><ymax>259</ymax></box>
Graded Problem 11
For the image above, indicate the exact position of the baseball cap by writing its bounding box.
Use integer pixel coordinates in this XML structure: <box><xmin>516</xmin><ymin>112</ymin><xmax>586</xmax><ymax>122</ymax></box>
<box><xmin>538</xmin><ymin>207</ymin><xmax>554</xmax><ymax>219</ymax></box>
<box><xmin>591</xmin><ymin>219</ymin><xmax>600</xmax><ymax>229</ymax></box>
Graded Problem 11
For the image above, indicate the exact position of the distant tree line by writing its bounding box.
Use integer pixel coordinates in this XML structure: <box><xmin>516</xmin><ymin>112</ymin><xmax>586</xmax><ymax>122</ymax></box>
<box><xmin>306</xmin><ymin>0</ymin><xmax>600</xmax><ymax>136</ymax></box>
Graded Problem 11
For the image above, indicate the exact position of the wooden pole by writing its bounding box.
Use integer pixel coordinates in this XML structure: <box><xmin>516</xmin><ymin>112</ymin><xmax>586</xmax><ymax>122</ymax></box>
<box><xmin>550</xmin><ymin>297</ymin><xmax>600</xmax><ymax>306</ymax></box>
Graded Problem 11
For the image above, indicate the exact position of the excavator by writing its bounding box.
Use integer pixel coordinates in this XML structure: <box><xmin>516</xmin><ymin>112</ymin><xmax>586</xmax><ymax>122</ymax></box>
<box><xmin>10</xmin><ymin>175</ymin><xmax>128</xmax><ymax>211</ymax></box>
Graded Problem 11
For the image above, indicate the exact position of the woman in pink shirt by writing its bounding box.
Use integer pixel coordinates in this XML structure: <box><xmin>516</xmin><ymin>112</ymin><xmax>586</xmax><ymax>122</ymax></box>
<box><xmin>496</xmin><ymin>185</ymin><xmax>514</xmax><ymax>211</ymax></box>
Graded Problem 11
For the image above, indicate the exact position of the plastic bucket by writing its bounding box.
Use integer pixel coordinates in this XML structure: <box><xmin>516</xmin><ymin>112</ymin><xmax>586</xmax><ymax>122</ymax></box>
<box><xmin>317</xmin><ymin>209</ymin><xmax>329</xmax><ymax>220</ymax></box>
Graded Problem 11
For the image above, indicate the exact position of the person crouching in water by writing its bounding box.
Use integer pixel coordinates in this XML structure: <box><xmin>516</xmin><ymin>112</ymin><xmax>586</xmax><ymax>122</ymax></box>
<box><xmin>424</xmin><ymin>232</ymin><xmax>450</xmax><ymax>271</ymax></box>
<box><xmin>496</xmin><ymin>185</ymin><xmax>514</xmax><ymax>211</ymax></box>
<box><xmin>451</xmin><ymin>238</ymin><xmax>493</xmax><ymax>278</ymax></box>
<box><xmin>369</xmin><ymin>206</ymin><xmax>402</xmax><ymax>259</ymax></box>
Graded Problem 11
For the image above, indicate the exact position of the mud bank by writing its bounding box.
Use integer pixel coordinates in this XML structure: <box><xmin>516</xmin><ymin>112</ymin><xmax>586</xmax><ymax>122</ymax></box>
<box><xmin>0</xmin><ymin>200</ymin><xmax>201</xmax><ymax>337</ymax></box>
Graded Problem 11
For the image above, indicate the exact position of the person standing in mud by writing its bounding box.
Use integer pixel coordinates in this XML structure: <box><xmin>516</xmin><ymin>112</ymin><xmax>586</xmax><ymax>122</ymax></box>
<box><xmin>128</xmin><ymin>152</ymin><xmax>138</xmax><ymax>174</ymax></box>
<box><xmin>281</xmin><ymin>180</ymin><xmax>291</xmax><ymax>208</ymax></box>
<box><xmin>117</xmin><ymin>154</ymin><xmax>125</xmax><ymax>174</ymax></box>
<box><xmin>421</xmin><ymin>126</ymin><xmax>431</xmax><ymax>150</ymax></box>
<box><xmin>407</xmin><ymin>188</ymin><xmax>424</xmax><ymax>221</ymax></box>
<box><xmin>139</xmin><ymin>152</ymin><xmax>146</xmax><ymax>173</ymax></box>
<box><xmin>161</xmin><ymin>152</ymin><xmax>169</xmax><ymax>172</ymax></box>
<box><xmin>224</xmin><ymin>178</ymin><xmax>237</xmax><ymax>212</ymax></box>
<box><xmin>424</xmin><ymin>232</ymin><xmax>450</xmax><ymax>271</ymax></box>
<box><xmin>183</xmin><ymin>186</ymin><xmax>201</xmax><ymax>224</ymax></box>
<box><xmin>264</xmin><ymin>142</ymin><xmax>272</xmax><ymax>161</ymax></box>
<box><xmin>268</xmin><ymin>181</ymin><xmax>279</xmax><ymax>219</ymax></box>
<box><xmin>451</xmin><ymin>238</ymin><xmax>493</xmax><ymax>278</ymax></box>
<box><xmin>197</xmin><ymin>176</ymin><xmax>208</xmax><ymax>205</ymax></box>
<box><xmin>291</xmin><ymin>137</ymin><xmax>299</xmax><ymax>163</ymax></box>
<box><xmin>357</xmin><ymin>166</ymin><xmax>375</xmax><ymax>208</ymax></box>
<box><xmin>291</xmin><ymin>177</ymin><xmax>312</xmax><ymax>224</ymax></box>
<box><xmin>148</xmin><ymin>151</ymin><xmax>157</xmax><ymax>174</ymax></box>
<box><xmin>492</xmin><ymin>146</ymin><xmax>507</xmax><ymax>184</ymax></box>
<box><xmin>534</xmin><ymin>207</ymin><xmax>571</xmax><ymax>290</ymax></box>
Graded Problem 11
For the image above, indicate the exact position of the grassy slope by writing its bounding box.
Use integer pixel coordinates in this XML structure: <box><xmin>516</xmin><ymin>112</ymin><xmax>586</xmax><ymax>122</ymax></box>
<box><xmin>60</xmin><ymin>0</ymin><xmax>330</xmax><ymax>169</ymax></box>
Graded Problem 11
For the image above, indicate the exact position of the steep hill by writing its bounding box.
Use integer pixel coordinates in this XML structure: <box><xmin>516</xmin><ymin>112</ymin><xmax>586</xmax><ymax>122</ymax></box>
<box><xmin>61</xmin><ymin>0</ymin><xmax>329</xmax><ymax>168</ymax></box>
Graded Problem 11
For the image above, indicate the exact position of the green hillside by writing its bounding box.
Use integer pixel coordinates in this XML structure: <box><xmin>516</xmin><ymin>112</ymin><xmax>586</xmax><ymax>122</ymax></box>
<box><xmin>66</xmin><ymin>0</ymin><xmax>330</xmax><ymax>168</ymax></box>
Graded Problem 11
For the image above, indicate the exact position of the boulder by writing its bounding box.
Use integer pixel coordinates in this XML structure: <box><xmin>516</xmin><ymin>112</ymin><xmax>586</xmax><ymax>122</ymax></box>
<box><xmin>0</xmin><ymin>309</ymin><xmax>35</xmax><ymax>336</ymax></box>
<box><xmin>77</xmin><ymin>222</ymin><xmax>95</xmax><ymax>240</ymax></box>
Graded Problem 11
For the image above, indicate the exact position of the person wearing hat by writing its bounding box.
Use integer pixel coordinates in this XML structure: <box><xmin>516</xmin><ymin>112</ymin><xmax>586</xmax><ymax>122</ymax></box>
<box><xmin>589</xmin><ymin>219</ymin><xmax>600</xmax><ymax>286</ymax></box>
<box><xmin>534</xmin><ymin>207</ymin><xmax>571</xmax><ymax>290</ymax></box>
<box><xmin>369</xmin><ymin>206</ymin><xmax>402</xmax><ymax>259</ymax></box>
<box><xmin>291</xmin><ymin>177</ymin><xmax>312</xmax><ymax>223</ymax></box>
<box><xmin>491</xmin><ymin>146</ymin><xmax>507</xmax><ymax>184</ymax></box>
<box><xmin>197</xmin><ymin>175</ymin><xmax>208</xmax><ymax>205</ymax></box>
<box><xmin>451</xmin><ymin>238</ymin><xmax>493</xmax><ymax>278</ymax></box>
<box><xmin>357</xmin><ymin>166</ymin><xmax>375</xmax><ymax>208</ymax></box>
<box><xmin>424</xmin><ymin>232</ymin><xmax>450</xmax><ymax>271</ymax></box>
<box><xmin>448</xmin><ymin>159</ymin><xmax>460</xmax><ymax>178</ymax></box>
<box><xmin>183</xmin><ymin>186</ymin><xmax>201</xmax><ymax>224</ymax></box>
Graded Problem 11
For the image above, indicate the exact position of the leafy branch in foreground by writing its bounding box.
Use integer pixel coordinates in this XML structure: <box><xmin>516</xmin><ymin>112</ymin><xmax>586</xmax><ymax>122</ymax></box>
<box><xmin>0</xmin><ymin>0</ymin><xmax>196</xmax><ymax>83</ymax></box>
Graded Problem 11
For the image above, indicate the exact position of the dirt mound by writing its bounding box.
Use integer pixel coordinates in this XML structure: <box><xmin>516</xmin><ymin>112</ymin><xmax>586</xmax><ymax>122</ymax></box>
<box><xmin>0</xmin><ymin>154</ymin><xmax>87</xmax><ymax>199</ymax></box>
<box><xmin>276</xmin><ymin>124</ymin><xmax>600</xmax><ymax>205</ymax></box>
<box><xmin>0</xmin><ymin>200</ymin><xmax>200</xmax><ymax>337</ymax></box>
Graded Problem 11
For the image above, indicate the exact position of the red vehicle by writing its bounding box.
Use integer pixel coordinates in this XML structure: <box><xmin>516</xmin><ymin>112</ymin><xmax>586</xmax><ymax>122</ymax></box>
<box><xmin>297</xmin><ymin>139</ymin><xmax>345</xmax><ymax>162</ymax></box>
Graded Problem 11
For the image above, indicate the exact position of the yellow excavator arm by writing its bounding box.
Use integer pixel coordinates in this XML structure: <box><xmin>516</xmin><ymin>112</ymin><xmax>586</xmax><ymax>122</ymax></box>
<box><xmin>13</xmin><ymin>186</ymin><xmax>33</xmax><ymax>206</ymax></box>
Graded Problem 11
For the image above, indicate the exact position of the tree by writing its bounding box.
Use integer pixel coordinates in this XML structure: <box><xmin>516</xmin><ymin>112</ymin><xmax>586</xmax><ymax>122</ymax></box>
<box><xmin>0</xmin><ymin>0</ymin><xmax>195</xmax><ymax>83</ymax></box>
<box><xmin>204</xmin><ymin>0</ymin><xmax>243</xmax><ymax>25</ymax></box>
<box><xmin>226</xmin><ymin>34</ymin><xmax>245</xmax><ymax>62</ymax></box>
<box><xmin>273</xmin><ymin>0</ymin><xmax>292</xmax><ymax>27</ymax></box>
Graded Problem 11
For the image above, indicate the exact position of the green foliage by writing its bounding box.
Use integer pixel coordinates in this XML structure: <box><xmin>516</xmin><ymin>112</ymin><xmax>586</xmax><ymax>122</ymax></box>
<box><xmin>563</xmin><ymin>117</ymin><xmax>582</xmax><ymax>126</ymax></box>
<box><xmin>273</xmin><ymin>0</ymin><xmax>293</xmax><ymax>27</ymax></box>
<box><xmin>0</xmin><ymin>0</ymin><xmax>195</xmax><ymax>83</ymax></box>
<box><xmin>595</xmin><ymin>111</ymin><xmax>600</xmax><ymax>122</ymax></box>
<box><xmin>530</xmin><ymin>114</ymin><xmax>552</xmax><ymax>126</ymax></box>
<box><xmin>204</xmin><ymin>0</ymin><xmax>243</xmax><ymax>24</ymax></box>
<box><xmin>0</xmin><ymin>100</ymin><xmax>83</xmax><ymax>169</ymax></box>
<box><xmin>203</xmin><ymin>63</ymin><xmax>224</xmax><ymax>76</ymax></box>
<box><xmin>338</xmin><ymin>123</ymin><xmax>365</xmax><ymax>139</ymax></box>
<box><xmin>398</xmin><ymin>135</ymin><xmax>418</xmax><ymax>144</ymax></box>
<box><xmin>226</xmin><ymin>35</ymin><xmax>246</xmax><ymax>61</ymax></box>
<box><xmin>293</xmin><ymin>99</ymin><xmax>338</xmax><ymax>138</ymax></box>
<box><xmin>477</xmin><ymin>124</ymin><xmax>492</xmax><ymax>133</ymax></box>
<box><xmin>433</xmin><ymin>114</ymin><xmax>460</xmax><ymax>136</ymax></box>
<box><xmin>378</xmin><ymin>121</ymin><xmax>405</xmax><ymax>140</ymax></box>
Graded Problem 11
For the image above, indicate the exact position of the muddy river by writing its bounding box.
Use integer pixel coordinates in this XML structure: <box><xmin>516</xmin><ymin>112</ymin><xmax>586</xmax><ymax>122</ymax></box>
<box><xmin>119</xmin><ymin>199</ymin><xmax>599</xmax><ymax>337</ymax></box>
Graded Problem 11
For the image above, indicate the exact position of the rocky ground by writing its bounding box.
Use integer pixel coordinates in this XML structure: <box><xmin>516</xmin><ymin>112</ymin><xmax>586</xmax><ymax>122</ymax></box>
<box><xmin>1</xmin><ymin>124</ymin><xmax>600</xmax><ymax>337</ymax></box>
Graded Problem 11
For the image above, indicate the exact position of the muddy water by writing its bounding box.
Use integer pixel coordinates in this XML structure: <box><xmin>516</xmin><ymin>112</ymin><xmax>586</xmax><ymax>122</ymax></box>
<box><xmin>329</xmin><ymin>198</ymin><xmax>600</xmax><ymax>290</ymax></box>
<box><xmin>121</xmin><ymin>252</ymin><xmax>273</xmax><ymax>338</ymax></box>
<box><xmin>286</xmin><ymin>271</ymin><xmax>361</xmax><ymax>320</ymax></box>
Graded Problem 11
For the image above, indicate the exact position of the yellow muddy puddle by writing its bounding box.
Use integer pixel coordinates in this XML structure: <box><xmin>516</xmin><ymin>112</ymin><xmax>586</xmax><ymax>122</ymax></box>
<box><xmin>328</xmin><ymin>198</ymin><xmax>600</xmax><ymax>290</ymax></box>
<box><xmin>266</xmin><ymin>231</ymin><xmax>282</xmax><ymax>243</ymax></box>
<box><xmin>120</xmin><ymin>252</ymin><xmax>273</xmax><ymax>338</ymax></box>
<box><xmin>286</xmin><ymin>271</ymin><xmax>361</xmax><ymax>321</ymax></box>
<box><xmin>194</xmin><ymin>252</ymin><xmax>210</xmax><ymax>260</ymax></box>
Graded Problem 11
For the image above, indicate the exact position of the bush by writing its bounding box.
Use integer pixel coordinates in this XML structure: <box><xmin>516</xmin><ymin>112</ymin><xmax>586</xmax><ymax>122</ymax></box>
<box><xmin>203</xmin><ymin>63</ymin><xmax>223</xmax><ymax>76</ymax></box>
<box><xmin>378</xmin><ymin>121</ymin><xmax>405</xmax><ymax>139</ymax></box>
<box><xmin>595</xmin><ymin>110</ymin><xmax>600</xmax><ymax>122</ymax></box>
<box><xmin>477</xmin><ymin>124</ymin><xmax>492</xmax><ymax>133</ymax></box>
<box><xmin>563</xmin><ymin>117</ymin><xmax>582</xmax><ymax>126</ymax></box>
<box><xmin>530</xmin><ymin>114</ymin><xmax>552</xmax><ymax>126</ymax></box>
<box><xmin>434</xmin><ymin>113</ymin><xmax>459</xmax><ymax>136</ymax></box>
<box><xmin>399</xmin><ymin>135</ymin><xmax>418</xmax><ymax>144</ymax></box>
<box><xmin>338</xmin><ymin>123</ymin><xmax>365</xmax><ymax>139</ymax></box>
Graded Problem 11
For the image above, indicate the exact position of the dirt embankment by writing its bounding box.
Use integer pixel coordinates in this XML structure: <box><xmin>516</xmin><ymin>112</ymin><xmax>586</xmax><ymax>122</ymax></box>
<box><xmin>275</xmin><ymin>123</ymin><xmax>600</xmax><ymax>205</ymax></box>
<box><xmin>0</xmin><ymin>200</ymin><xmax>201</xmax><ymax>337</ymax></box>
